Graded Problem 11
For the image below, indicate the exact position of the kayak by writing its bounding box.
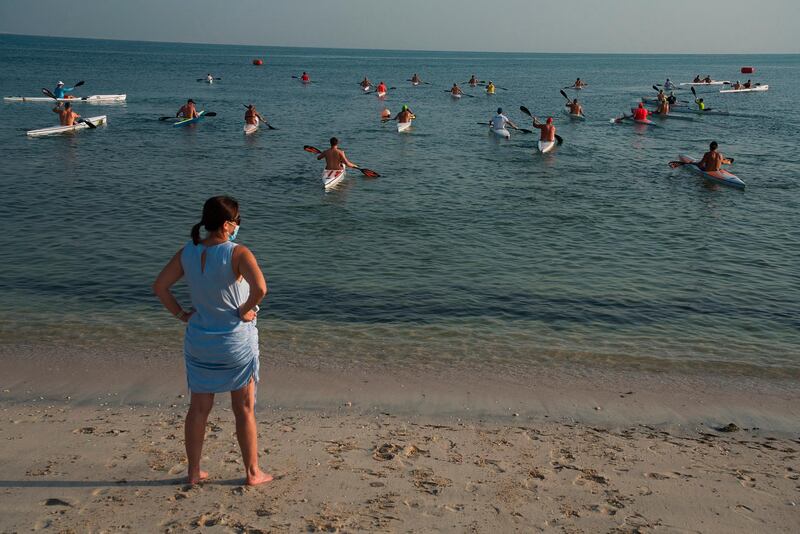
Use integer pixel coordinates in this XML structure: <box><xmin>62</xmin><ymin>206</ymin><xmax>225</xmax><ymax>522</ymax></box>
<box><xmin>174</xmin><ymin>110</ymin><xmax>206</xmax><ymax>127</ymax></box>
<box><xmin>562</xmin><ymin>109</ymin><xmax>586</xmax><ymax>121</ymax></box>
<box><xmin>5</xmin><ymin>94</ymin><xmax>127</xmax><ymax>103</ymax></box>
<box><xmin>362</xmin><ymin>85</ymin><xmax>371</xmax><ymax>92</ymax></box>
<box><xmin>538</xmin><ymin>140</ymin><xmax>556</xmax><ymax>153</ymax></box>
<box><xmin>451</xmin><ymin>93</ymin><xmax>462</xmax><ymax>99</ymax></box>
<box><xmin>633</xmin><ymin>108</ymin><xmax>694</xmax><ymax>121</ymax></box>
<box><xmin>720</xmin><ymin>85</ymin><xmax>768</xmax><ymax>93</ymax></box>
<box><xmin>322</xmin><ymin>168</ymin><xmax>346</xmax><ymax>190</ymax></box>
<box><xmin>670</xmin><ymin>107</ymin><xmax>730</xmax><ymax>116</ymax></box>
<box><xmin>411</xmin><ymin>81</ymin><xmax>420</xmax><ymax>86</ymax></box>
<box><xmin>677</xmin><ymin>155</ymin><xmax>745</xmax><ymax>190</ymax></box>
<box><xmin>376</xmin><ymin>91</ymin><xmax>386</xmax><ymax>98</ymax></box>
<box><xmin>397</xmin><ymin>121</ymin><xmax>412</xmax><ymax>132</ymax></box>
<box><xmin>618</xmin><ymin>113</ymin><xmax>657</xmax><ymax>127</ymax></box>
<box><xmin>490</xmin><ymin>127</ymin><xmax>510</xmax><ymax>139</ymax></box>
<box><xmin>27</xmin><ymin>115</ymin><xmax>106</xmax><ymax>137</ymax></box>
<box><xmin>679</xmin><ymin>81</ymin><xmax>730</xmax><ymax>86</ymax></box>
<box><xmin>244</xmin><ymin>118</ymin><xmax>259</xmax><ymax>135</ymax></box>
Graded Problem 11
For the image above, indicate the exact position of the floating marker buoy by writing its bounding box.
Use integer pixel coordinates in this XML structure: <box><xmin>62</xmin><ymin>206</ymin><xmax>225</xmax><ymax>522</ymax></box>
<box><xmin>741</xmin><ymin>66</ymin><xmax>754</xmax><ymax>74</ymax></box>
<box><xmin>253</xmin><ymin>59</ymin><xmax>263</xmax><ymax>66</ymax></box>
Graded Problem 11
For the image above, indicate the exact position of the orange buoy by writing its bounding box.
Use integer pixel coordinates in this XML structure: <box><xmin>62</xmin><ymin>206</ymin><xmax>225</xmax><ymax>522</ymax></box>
<box><xmin>252</xmin><ymin>59</ymin><xmax>263</xmax><ymax>66</ymax></box>
<box><xmin>741</xmin><ymin>66</ymin><xmax>754</xmax><ymax>74</ymax></box>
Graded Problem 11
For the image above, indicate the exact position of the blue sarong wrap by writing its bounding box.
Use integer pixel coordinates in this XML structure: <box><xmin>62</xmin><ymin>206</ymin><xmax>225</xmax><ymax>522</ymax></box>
<box><xmin>180</xmin><ymin>240</ymin><xmax>259</xmax><ymax>394</ymax></box>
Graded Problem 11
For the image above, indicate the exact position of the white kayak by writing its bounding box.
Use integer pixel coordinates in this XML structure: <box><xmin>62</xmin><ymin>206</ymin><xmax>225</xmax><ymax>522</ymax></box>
<box><xmin>362</xmin><ymin>85</ymin><xmax>371</xmax><ymax>92</ymax></box>
<box><xmin>490</xmin><ymin>127</ymin><xmax>510</xmax><ymax>139</ymax></box>
<box><xmin>411</xmin><ymin>81</ymin><xmax>420</xmax><ymax>86</ymax></box>
<box><xmin>679</xmin><ymin>81</ymin><xmax>730</xmax><ymax>86</ymax></box>
<box><xmin>27</xmin><ymin>115</ymin><xmax>107</xmax><ymax>137</ymax></box>
<box><xmin>670</xmin><ymin>107</ymin><xmax>730</xmax><ymax>116</ymax></box>
<box><xmin>244</xmin><ymin>118</ymin><xmax>259</xmax><ymax>135</ymax></box>
<box><xmin>322</xmin><ymin>168</ymin><xmax>346</xmax><ymax>190</ymax></box>
<box><xmin>4</xmin><ymin>94</ymin><xmax>127</xmax><ymax>103</ymax></box>
<box><xmin>720</xmin><ymin>85</ymin><xmax>768</xmax><ymax>93</ymax></box>
<box><xmin>451</xmin><ymin>93</ymin><xmax>462</xmax><ymax>99</ymax></box>
<box><xmin>562</xmin><ymin>109</ymin><xmax>586</xmax><ymax>121</ymax></box>
<box><xmin>678</xmin><ymin>155</ymin><xmax>745</xmax><ymax>189</ymax></box>
<box><xmin>397</xmin><ymin>121</ymin><xmax>412</xmax><ymax>132</ymax></box>
<box><xmin>538</xmin><ymin>140</ymin><xmax>556</xmax><ymax>153</ymax></box>
<box><xmin>376</xmin><ymin>91</ymin><xmax>386</xmax><ymax>98</ymax></box>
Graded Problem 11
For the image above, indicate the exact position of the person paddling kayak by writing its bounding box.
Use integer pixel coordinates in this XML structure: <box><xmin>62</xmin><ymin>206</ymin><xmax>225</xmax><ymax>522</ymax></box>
<box><xmin>491</xmin><ymin>107</ymin><xmax>517</xmax><ymax>131</ymax></box>
<box><xmin>663</xmin><ymin>78</ymin><xmax>676</xmax><ymax>91</ymax></box>
<box><xmin>468</xmin><ymin>75</ymin><xmax>478</xmax><ymax>87</ymax></box>
<box><xmin>703</xmin><ymin>75</ymin><xmax>713</xmax><ymax>84</ymax></box>
<box><xmin>486</xmin><ymin>81</ymin><xmax>496</xmax><ymax>95</ymax></box>
<box><xmin>694</xmin><ymin>97</ymin><xmax>706</xmax><ymax>111</ymax></box>
<box><xmin>410</xmin><ymin>73</ymin><xmax>422</xmax><ymax>84</ymax></box>
<box><xmin>53</xmin><ymin>101</ymin><xmax>80</xmax><ymax>126</ymax></box>
<box><xmin>301</xmin><ymin>72</ymin><xmax>310</xmax><ymax>83</ymax></box>
<box><xmin>693</xmin><ymin>75</ymin><xmax>702</xmax><ymax>83</ymax></box>
<box><xmin>572</xmin><ymin>78</ymin><xmax>587</xmax><ymax>89</ymax></box>
<box><xmin>376</xmin><ymin>81</ymin><xmax>388</xmax><ymax>94</ymax></box>
<box><xmin>743</xmin><ymin>79</ymin><xmax>752</xmax><ymax>89</ymax></box>
<box><xmin>245</xmin><ymin>105</ymin><xmax>267</xmax><ymax>126</ymax></box>
<box><xmin>177</xmin><ymin>99</ymin><xmax>198</xmax><ymax>119</ymax></box>
<box><xmin>532</xmin><ymin>116</ymin><xmax>556</xmax><ymax>141</ymax></box>
<box><xmin>450</xmin><ymin>83</ymin><xmax>464</xmax><ymax>96</ymax></box>
<box><xmin>381</xmin><ymin>107</ymin><xmax>391</xmax><ymax>120</ymax></box>
<box><xmin>566</xmin><ymin>98</ymin><xmax>584</xmax><ymax>116</ymax></box>
<box><xmin>53</xmin><ymin>81</ymin><xmax>76</xmax><ymax>99</ymax></box>
<box><xmin>317</xmin><ymin>137</ymin><xmax>358</xmax><ymax>172</ymax></box>
<box><xmin>667</xmin><ymin>92</ymin><xmax>678</xmax><ymax>106</ymax></box>
<box><xmin>633</xmin><ymin>102</ymin><xmax>649</xmax><ymax>121</ymax></box>
<box><xmin>359</xmin><ymin>77</ymin><xmax>372</xmax><ymax>89</ymax></box>
<box><xmin>392</xmin><ymin>104</ymin><xmax>415</xmax><ymax>124</ymax></box>
<box><xmin>697</xmin><ymin>141</ymin><xmax>732</xmax><ymax>172</ymax></box>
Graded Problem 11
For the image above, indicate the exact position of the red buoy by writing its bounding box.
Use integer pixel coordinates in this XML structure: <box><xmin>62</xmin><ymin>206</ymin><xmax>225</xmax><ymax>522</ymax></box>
<box><xmin>252</xmin><ymin>59</ymin><xmax>263</xmax><ymax>66</ymax></box>
<box><xmin>741</xmin><ymin>66</ymin><xmax>754</xmax><ymax>74</ymax></box>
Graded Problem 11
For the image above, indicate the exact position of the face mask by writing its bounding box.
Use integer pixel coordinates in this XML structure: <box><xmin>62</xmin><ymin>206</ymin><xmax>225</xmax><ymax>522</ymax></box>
<box><xmin>228</xmin><ymin>224</ymin><xmax>240</xmax><ymax>241</ymax></box>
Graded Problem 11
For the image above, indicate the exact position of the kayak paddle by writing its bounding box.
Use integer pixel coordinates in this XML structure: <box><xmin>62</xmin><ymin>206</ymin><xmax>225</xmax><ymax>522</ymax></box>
<box><xmin>669</xmin><ymin>157</ymin><xmax>734</xmax><ymax>169</ymax></box>
<box><xmin>303</xmin><ymin>146</ymin><xmax>381</xmax><ymax>178</ymax></box>
<box><xmin>78</xmin><ymin>118</ymin><xmax>97</xmax><ymax>129</ymax></box>
<box><xmin>443</xmin><ymin>90</ymin><xmax>474</xmax><ymax>98</ymax></box>
<box><xmin>519</xmin><ymin>105</ymin><xmax>563</xmax><ymax>144</ymax></box>
<box><xmin>196</xmin><ymin>77</ymin><xmax>222</xmax><ymax>82</ymax></box>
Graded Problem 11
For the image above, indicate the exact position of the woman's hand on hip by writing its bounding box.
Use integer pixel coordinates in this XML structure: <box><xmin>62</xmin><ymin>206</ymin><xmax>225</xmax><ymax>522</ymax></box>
<box><xmin>240</xmin><ymin>307</ymin><xmax>257</xmax><ymax>322</ymax></box>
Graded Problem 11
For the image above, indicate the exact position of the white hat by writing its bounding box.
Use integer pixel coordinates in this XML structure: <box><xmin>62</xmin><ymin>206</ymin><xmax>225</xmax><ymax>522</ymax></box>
<box><xmin>57</xmin><ymin>81</ymin><xmax>64</xmax><ymax>86</ymax></box>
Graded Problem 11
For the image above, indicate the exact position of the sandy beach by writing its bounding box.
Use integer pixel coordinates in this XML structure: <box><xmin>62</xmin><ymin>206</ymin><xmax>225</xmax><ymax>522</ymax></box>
<box><xmin>2</xmin><ymin>345</ymin><xmax>799</xmax><ymax>533</ymax></box>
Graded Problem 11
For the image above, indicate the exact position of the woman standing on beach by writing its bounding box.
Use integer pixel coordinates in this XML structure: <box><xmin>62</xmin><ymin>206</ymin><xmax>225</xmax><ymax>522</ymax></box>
<box><xmin>152</xmin><ymin>196</ymin><xmax>271</xmax><ymax>486</ymax></box>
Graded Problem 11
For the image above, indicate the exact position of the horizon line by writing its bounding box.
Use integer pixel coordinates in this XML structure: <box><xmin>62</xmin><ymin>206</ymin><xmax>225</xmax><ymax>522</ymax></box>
<box><xmin>2</xmin><ymin>32</ymin><xmax>798</xmax><ymax>56</ymax></box>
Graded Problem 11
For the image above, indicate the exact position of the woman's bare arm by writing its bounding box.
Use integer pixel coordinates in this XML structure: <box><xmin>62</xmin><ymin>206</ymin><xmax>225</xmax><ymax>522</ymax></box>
<box><xmin>233</xmin><ymin>246</ymin><xmax>267</xmax><ymax>321</ymax></box>
<box><xmin>152</xmin><ymin>248</ymin><xmax>190</xmax><ymax>321</ymax></box>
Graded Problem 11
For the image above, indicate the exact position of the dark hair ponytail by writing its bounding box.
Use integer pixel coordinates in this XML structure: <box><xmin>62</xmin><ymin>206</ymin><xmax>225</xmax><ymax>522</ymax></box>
<box><xmin>191</xmin><ymin>196</ymin><xmax>240</xmax><ymax>244</ymax></box>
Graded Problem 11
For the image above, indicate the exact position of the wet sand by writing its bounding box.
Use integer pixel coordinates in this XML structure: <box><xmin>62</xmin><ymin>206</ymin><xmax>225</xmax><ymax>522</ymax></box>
<box><xmin>1</xmin><ymin>345</ymin><xmax>799</xmax><ymax>532</ymax></box>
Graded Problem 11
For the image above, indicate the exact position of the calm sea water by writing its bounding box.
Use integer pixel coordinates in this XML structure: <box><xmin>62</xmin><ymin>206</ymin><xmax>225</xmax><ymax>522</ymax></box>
<box><xmin>1</xmin><ymin>34</ymin><xmax>798</xmax><ymax>379</ymax></box>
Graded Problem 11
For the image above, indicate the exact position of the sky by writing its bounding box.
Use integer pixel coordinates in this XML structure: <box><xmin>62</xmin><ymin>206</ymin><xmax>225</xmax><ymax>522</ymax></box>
<box><xmin>1</xmin><ymin>0</ymin><xmax>798</xmax><ymax>54</ymax></box>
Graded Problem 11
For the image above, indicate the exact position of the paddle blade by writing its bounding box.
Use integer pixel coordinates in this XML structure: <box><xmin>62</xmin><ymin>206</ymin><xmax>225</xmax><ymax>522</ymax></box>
<box><xmin>158</xmin><ymin>116</ymin><xmax>174</xmax><ymax>121</ymax></box>
<box><xmin>265</xmin><ymin>123</ymin><xmax>278</xmax><ymax>130</ymax></box>
<box><xmin>520</xmin><ymin>105</ymin><xmax>532</xmax><ymax>117</ymax></box>
<box><xmin>359</xmin><ymin>168</ymin><xmax>380</xmax><ymax>178</ymax></box>
<box><xmin>555</xmin><ymin>134</ymin><xmax>564</xmax><ymax>145</ymax></box>
<box><xmin>74</xmin><ymin>80</ymin><xmax>85</xmax><ymax>88</ymax></box>
<box><xmin>41</xmin><ymin>88</ymin><xmax>57</xmax><ymax>100</ymax></box>
<box><xmin>204</xmin><ymin>112</ymin><xmax>217</xmax><ymax>117</ymax></box>
<box><xmin>516</xmin><ymin>128</ymin><xmax>533</xmax><ymax>134</ymax></box>
<box><xmin>560</xmin><ymin>89</ymin><xmax>569</xmax><ymax>101</ymax></box>
<box><xmin>691</xmin><ymin>86</ymin><xmax>697</xmax><ymax>98</ymax></box>
<box><xmin>304</xmin><ymin>145</ymin><xmax>321</xmax><ymax>154</ymax></box>
<box><xmin>80</xmin><ymin>118</ymin><xmax>97</xmax><ymax>129</ymax></box>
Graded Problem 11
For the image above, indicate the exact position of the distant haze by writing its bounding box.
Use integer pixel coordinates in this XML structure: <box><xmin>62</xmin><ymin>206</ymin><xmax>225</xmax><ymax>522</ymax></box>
<box><xmin>1</xmin><ymin>0</ymin><xmax>798</xmax><ymax>54</ymax></box>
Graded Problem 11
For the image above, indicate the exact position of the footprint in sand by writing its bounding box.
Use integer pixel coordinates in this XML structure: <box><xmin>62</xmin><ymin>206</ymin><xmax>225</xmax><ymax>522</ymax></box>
<box><xmin>645</xmin><ymin>472</ymin><xmax>676</xmax><ymax>480</ymax></box>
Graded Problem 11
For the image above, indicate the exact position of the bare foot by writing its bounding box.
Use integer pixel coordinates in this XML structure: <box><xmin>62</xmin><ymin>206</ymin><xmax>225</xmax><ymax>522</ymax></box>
<box><xmin>246</xmin><ymin>469</ymin><xmax>273</xmax><ymax>486</ymax></box>
<box><xmin>187</xmin><ymin>470</ymin><xmax>209</xmax><ymax>484</ymax></box>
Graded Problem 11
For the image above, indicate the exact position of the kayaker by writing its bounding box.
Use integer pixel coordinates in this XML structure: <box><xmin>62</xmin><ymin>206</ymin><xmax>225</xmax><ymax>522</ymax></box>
<box><xmin>244</xmin><ymin>104</ymin><xmax>267</xmax><ymax>126</ymax></box>
<box><xmin>360</xmin><ymin>77</ymin><xmax>371</xmax><ymax>89</ymax></box>
<box><xmin>566</xmin><ymin>98</ymin><xmax>583</xmax><ymax>116</ymax></box>
<box><xmin>301</xmin><ymin>72</ymin><xmax>310</xmax><ymax>83</ymax></box>
<box><xmin>392</xmin><ymin>104</ymin><xmax>415</xmax><ymax>124</ymax></box>
<box><xmin>532</xmin><ymin>116</ymin><xmax>556</xmax><ymax>142</ymax></box>
<box><xmin>743</xmin><ymin>79</ymin><xmax>752</xmax><ymax>89</ymax></box>
<box><xmin>663</xmin><ymin>78</ymin><xmax>676</xmax><ymax>91</ymax></box>
<box><xmin>53</xmin><ymin>81</ymin><xmax>76</xmax><ymax>99</ymax></box>
<box><xmin>52</xmin><ymin>102</ymin><xmax>80</xmax><ymax>126</ymax></box>
<box><xmin>573</xmin><ymin>78</ymin><xmax>587</xmax><ymax>88</ymax></box>
<box><xmin>491</xmin><ymin>107</ymin><xmax>517</xmax><ymax>131</ymax></box>
<box><xmin>411</xmin><ymin>73</ymin><xmax>422</xmax><ymax>84</ymax></box>
<box><xmin>667</xmin><ymin>92</ymin><xmax>678</xmax><ymax>105</ymax></box>
<box><xmin>633</xmin><ymin>102</ymin><xmax>649</xmax><ymax>121</ymax></box>
<box><xmin>655</xmin><ymin>97</ymin><xmax>670</xmax><ymax>115</ymax></box>
<box><xmin>731</xmin><ymin>81</ymin><xmax>743</xmax><ymax>90</ymax></box>
<box><xmin>377</xmin><ymin>81</ymin><xmax>388</xmax><ymax>94</ymax></box>
<box><xmin>697</xmin><ymin>141</ymin><xmax>732</xmax><ymax>172</ymax></box>
<box><xmin>177</xmin><ymin>99</ymin><xmax>198</xmax><ymax>119</ymax></box>
<box><xmin>693</xmin><ymin>75</ymin><xmax>702</xmax><ymax>83</ymax></box>
<box><xmin>468</xmin><ymin>75</ymin><xmax>478</xmax><ymax>87</ymax></box>
<box><xmin>317</xmin><ymin>137</ymin><xmax>358</xmax><ymax>172</ymax></box>
<box><xmin>694</xmin><ymin>97</ymin><xmax>705</xmax><ymax>111</ymax></box>
<box><xmin>703</xmin><ymin>75</ymin><xmax>712</xmax><ymax>84</ymax></box>
<box><xmin>450</xmin><ymin>83</ymin><xmax>463</xmax><ymax>96</ymax></box>
<box><xmin>206</xmin><ymin>74</ymin><xmax>214</xmax><ymax>83</ymax></box>
<box><xmin>486</xmin><ymin>81</ymin><xmax>496</xmax><ymax>95</ymax></box>
<box><xmin>381</xmin><ymin>107</ymin><xmax>391</xmax><ymax>120</ymax></box>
